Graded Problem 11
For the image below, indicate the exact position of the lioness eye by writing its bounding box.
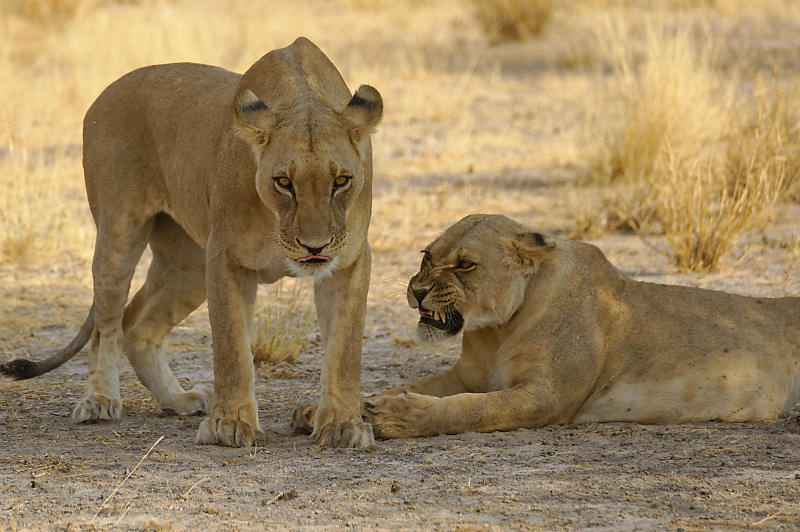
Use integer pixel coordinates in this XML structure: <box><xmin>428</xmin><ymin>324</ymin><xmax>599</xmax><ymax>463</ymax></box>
<box><xmin>333</xmin><ymin>175</ymin><xmax>351</xmax><ymax>189</ymax></box>
<box><xmin>456</xmin><ymin>259</ymin><xmax>476</xmax><ymax>271</ymax></box>
<box><xmin>274</xmin><ymin>176</ymin><xmax>292</xmax><ymax>190</ymax></box>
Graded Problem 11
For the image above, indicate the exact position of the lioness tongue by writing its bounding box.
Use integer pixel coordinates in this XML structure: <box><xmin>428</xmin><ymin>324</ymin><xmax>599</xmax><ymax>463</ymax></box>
<box><xmin>297</xmin><ymin>255</ymin><xmax>331</xmax><ymax>263</ymax></box>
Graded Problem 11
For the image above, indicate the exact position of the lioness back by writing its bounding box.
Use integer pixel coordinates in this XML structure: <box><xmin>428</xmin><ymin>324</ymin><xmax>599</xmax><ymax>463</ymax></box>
<box><xmin>83</xmin><ymin>63</ymin><xmax>241</xmax><ymax>245</ymax></box>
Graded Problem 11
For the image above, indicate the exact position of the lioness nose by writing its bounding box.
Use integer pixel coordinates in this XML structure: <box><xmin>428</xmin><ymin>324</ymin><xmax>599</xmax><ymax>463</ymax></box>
<box><xmin>412</xmin><ymin>288</ymin><xmax>429</xmax><ymax>309</ymax></box>
<box><xmin>297</xmin><ymin>238</ymin><xmax>330</xmax><ymax>256</ymax></box>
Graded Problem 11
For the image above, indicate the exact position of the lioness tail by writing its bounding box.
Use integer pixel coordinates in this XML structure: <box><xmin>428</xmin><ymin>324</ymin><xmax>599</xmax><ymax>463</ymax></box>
<box><xmin>0</xmin><ymin>305</ymin><xmax>94</xmax><ymax>380</ymax></box>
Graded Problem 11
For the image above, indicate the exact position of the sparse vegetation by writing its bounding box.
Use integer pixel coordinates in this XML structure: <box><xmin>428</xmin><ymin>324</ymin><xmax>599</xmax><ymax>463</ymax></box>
<box><xmin>0</xmin><ymin>148</ymin><xmax>73</xmax><ymax>262</ymax></box>
<box><xmin>591</xmin><ymin>20</ymin><xmax>726</xmax><ymax>186</ymax></box>
<box><xmin>727</xmin><ymin>78</ymin><xmax>800</xmax><ymax>202</ymax></box>
<box><xmin>251</xmin><ymin>280</ymin><xmax>316</xmax><ymax>367</ymax></box>
<box><xmin>472</xmin><ymin>0</ymin><xmax>553</xmax><ymax>43</ymax></box>
<box><xmin>656</xmin><ymin>144</ymin><xmax>786</xmax><ymax>272</ymax></box>
<box><xmin>586</xmin><ymin>15</ymin><xmax>800</xmax><ymax>271</ymax></box>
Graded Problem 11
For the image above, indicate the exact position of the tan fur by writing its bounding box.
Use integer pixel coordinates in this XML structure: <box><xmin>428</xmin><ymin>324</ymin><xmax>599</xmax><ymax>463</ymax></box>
<box><xmin>8</xmin><ymin>38</ymin><xmax>382</xmax><ymax>448</ymax></box>
<box><xmin>294</xmin><ymin>214</ymin><xmax>800</xmax><ymax>439</ymax></box>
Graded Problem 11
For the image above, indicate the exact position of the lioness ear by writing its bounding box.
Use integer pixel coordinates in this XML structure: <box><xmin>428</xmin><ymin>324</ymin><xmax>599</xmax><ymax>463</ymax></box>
<box><xmin>233</xmin><ymin>89</ymin><xmax>276</xmax><ymax>149</ymax></box>
<box><xmin>341</xmin><ymin>85</ymin><xmax>383</xmax><ymax>146</ymax></box>
<box><xmin>501</xmin><ymin>232</ymin><xmax>555</xmax><ymax>271</ymax></box>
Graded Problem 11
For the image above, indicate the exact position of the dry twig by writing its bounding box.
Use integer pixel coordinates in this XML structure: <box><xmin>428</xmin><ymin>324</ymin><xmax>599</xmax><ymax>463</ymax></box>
<box><xmin>182</xmin><ymin>477</ymin><xmax>211</xmax><ymax>499</ymax></box>
<box><xmin>90</xmin><ymin>435</ymin><xmax>164</xmax><ymax>523</ymax></box>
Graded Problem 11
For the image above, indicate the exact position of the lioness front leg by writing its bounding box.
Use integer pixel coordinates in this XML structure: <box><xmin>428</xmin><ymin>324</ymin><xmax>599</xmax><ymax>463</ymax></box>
<box><xmin>310</xmin><ymin>248</ymin><xmax>374</xmax><ymax>448</ymax></box>
<box><xmin>365</xmin><ymin>385</ymin><xmax>550</xmax><ymax>439</ymax></box>
<box><xmin>195</xmin><ymin>244</ymin><xmax>260</xmax><ymax>447</ymax></box>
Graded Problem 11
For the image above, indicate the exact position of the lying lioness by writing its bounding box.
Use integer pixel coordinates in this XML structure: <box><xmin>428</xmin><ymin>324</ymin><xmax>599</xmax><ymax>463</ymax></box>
<box><xmin>294</xmin><ymin>214</ymin><xmax>800</xmax><ymax>439</ymax></box>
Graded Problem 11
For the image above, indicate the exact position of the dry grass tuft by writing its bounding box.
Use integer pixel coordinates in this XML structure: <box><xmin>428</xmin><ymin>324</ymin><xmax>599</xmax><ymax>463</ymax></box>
<box><xmin>590</xmin><ymin>19</ymin><xmax>726</xmax><ymax>186</ymax></box>
<box><xmin>251</xmin><ymin>280</ymin><xmax>316</xmax><ymax>367</ymax></box>
<box><xmin>586</xmin><ymin>15</ymin><xmax>800</xmax><ymax>271</ymax></box>
<box><xmin>727</xmin><ymin>78</ymin><xmax>800</xmax><ymax>202</ymax></box>
<box><xmin>658</xmin><ymin>78</ymin><xmax>800</xmax><ymax>271</ymax></box>
<box><xmin>472</xmin><ymin>0</ymin><xmax>553</xmax><ymax>43</ymax></box>
<box><xmin>657</xmin><ymin>145</ymin><xmax>786</xmax><ymax>272</ymax></box>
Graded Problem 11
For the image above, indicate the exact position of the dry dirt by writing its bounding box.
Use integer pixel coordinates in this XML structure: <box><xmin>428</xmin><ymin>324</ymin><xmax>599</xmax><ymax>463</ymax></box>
<box><xmin>1</xmin><ymin>172</ymin><xmax>799</xmax><ymax>531</ymax></box>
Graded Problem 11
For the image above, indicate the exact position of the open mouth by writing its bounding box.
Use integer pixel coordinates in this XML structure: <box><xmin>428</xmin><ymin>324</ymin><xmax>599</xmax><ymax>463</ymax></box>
<box><xmin>418</xmin><ymin>307</ymin><xmax>464</xmax><ymax>335</ymax></box>
<box><xmin>297</xmin><ymin>255</ymin><xmax>331</xmax><ymax>264</ymax></box>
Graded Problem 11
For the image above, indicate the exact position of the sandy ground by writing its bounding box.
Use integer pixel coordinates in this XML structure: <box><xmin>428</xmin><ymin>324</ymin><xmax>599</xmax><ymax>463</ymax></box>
<box><xmin>1</xmin><ymin>170</ymin><xmax>799</xmax><ymax>531</ymax></box>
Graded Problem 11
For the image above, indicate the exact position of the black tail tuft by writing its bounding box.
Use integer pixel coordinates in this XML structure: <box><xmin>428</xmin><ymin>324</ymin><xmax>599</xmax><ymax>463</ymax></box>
<box><xmin>0</xmin><ymin>358</ymin><xmax>39</xmax><ymax>380</ymax></box>
<box><xmin>2</xmin><ymin>304</ymin><xmax>96</xmax><ymax>381</ymax></box>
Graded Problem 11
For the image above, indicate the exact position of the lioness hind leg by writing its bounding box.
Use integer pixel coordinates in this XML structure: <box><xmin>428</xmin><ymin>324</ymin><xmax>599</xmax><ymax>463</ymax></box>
<box><xmin>123</xmin><ymin>214</ymin><xmax>211</xmax><ymax>415</ymax></box>
<box><xmin>73</xmin><ymin>218</ymin><xmax>155</xmax><ymax>423</ymax></box>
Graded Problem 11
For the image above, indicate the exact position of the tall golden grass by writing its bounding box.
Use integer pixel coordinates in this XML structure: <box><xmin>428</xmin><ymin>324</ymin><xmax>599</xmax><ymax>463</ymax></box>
<box><xmin>586</xmin><ymin>15</ymin><xmax>800</xmax><ymax>271</ymax></box>
<box><xmin>591</xmin><ymin>20</ymin><xmax>726</xmax><ymax>186</ymax></box>
<box><xmin>656</xmin><ymin>143</ymin><xmax>787</xmax><ymax>272</ymax></box>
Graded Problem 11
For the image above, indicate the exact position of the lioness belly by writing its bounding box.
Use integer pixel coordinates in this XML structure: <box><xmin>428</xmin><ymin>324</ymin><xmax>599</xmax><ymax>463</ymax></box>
<box><xmin>575</xmin><ymin>354</ymin><xmax>800</xmax><ymax>424</ymax></box>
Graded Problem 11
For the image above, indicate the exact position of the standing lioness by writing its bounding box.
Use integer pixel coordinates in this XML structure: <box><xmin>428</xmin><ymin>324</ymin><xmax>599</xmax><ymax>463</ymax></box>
<box><xmin>295</xmin><ymin>214</ymin><xmax>800</xmax><ymax>438</ymax></box>
<box><xmin>1</xmin><ymin>37</ymin><xmax>382</xmax><ymax>448</ymax></box>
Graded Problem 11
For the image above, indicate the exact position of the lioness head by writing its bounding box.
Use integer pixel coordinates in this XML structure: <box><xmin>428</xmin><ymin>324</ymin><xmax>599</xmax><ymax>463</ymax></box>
<box><xmin>233</xmin><ymin>81</ymin><xmax>382</xmax><ymax>277</ymax></box>
<box><xmin>408</xmin><ymin>214</ymin><xmax>555</xmax><ymax>342</ymax></box>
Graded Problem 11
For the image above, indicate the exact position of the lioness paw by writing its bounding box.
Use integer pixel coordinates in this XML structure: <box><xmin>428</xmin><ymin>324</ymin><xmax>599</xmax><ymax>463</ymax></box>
<box><xmin>312</xmin><ymin>406</ymin><xmax>374</xmax><ymax>448</ymax></box>
<box><xmin>364</xmin><ymin>392</ymin><xmax>435</xmax><ymax>439</ymax></box>
<box><xmin>195</xmin><ymin>406</ymin><xmax>260</xmax><ymax>447</ymax></box>
<box><xmin>291</xmin><ymin>403</ymin><xmax>318</xmax><ymax>435</ymax></box>
<box><xmin>313</xmin><ymin>419</ymin><xmax>374</xmax><ymax>448</ymax></box>
<box><xmin>161</xmin><ymin>386</ymin><xmax>213</xmax><ymax>416</ymax></box>
<box><xmin>72</xmin><ymin>393</ymin><xmax>122</xmax><ymax>423</ymax></box>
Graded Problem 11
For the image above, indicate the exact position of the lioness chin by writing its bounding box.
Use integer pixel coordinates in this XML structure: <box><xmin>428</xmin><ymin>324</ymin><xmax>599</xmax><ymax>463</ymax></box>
<box><xmin>1</xmin><ymin>37</ymin><xmax>382</xmax><ymax>448</ymax></box>
<box><xmin>294</xmin><ymin>214</ymin><xmax>800</xmax><ymax>439</ymax></box>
